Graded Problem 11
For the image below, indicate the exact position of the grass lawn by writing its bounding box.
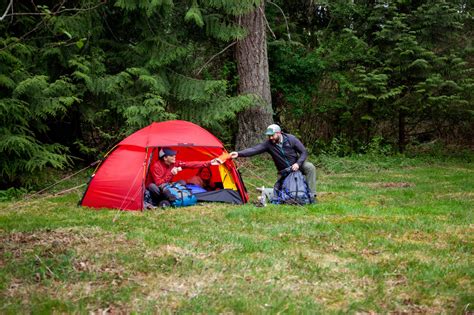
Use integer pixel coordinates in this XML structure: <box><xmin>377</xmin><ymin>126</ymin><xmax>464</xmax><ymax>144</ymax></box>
<box><xmin>0</xmin><ymin>155</ymin><xmax>472</xmax><ymax>313</ymax></box>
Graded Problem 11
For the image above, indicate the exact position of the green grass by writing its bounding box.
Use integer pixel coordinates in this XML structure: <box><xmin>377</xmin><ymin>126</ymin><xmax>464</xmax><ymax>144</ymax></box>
<box><xmin>0</xmin><ymin>155</ymin><xmax>473</xmax><ymax>313</ymax></box>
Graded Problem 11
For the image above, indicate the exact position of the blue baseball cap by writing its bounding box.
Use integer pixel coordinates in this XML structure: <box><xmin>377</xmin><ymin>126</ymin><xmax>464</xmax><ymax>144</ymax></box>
<box><xmin>159</xmin><ymin>147</ymin><xmax>177</xmax><ymax>158</ymax></box>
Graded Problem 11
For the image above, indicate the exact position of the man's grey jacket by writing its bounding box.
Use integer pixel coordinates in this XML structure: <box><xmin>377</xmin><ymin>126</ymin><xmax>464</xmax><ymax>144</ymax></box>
<box><xmin>237</xmin><ymin>133</ymin><xmax>308</xmax><ymax>172</ymax></box>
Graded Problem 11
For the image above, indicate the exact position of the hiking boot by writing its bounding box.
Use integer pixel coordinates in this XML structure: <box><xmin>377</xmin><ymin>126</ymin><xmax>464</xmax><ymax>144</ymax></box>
<box><xmin>256</xmin><ymin>186</ymin><xmax>265</xmax><ymax>192</ymax></box>
<box><xmin>144</xmin><ymin>202</ymin><xmax>157</xmax><ymax>210</ymax></box>
<box><xmin>257</xmin><ymin>191</ymin><xmax>267</xmax><ymax>207</ymax></box>
<box><xmin>253</xmin><ymin>200</ymin><xmax>265</xmax><ymax>207</ymax></box>
<box><xmin>158</xmin><ymin>200</ymin><xmax>171</xmax><ymax>208</ymax></box>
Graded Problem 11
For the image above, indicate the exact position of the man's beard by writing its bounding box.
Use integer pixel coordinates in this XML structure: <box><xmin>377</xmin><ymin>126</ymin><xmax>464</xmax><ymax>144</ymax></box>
<box><xmin>270</xmin><ymin>135</ymin><xmax>280</xmax><ymax>144</ymax></box>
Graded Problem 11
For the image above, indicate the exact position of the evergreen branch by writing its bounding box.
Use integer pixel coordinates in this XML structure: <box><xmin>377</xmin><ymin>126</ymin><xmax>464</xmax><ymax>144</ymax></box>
<box><xmin>145</xmin><ymin>15</ymin><xmax>156</xmax><ymax>36</ymax></box>
<box><xmin>260</xmin><ymin>6</ymin><xmax>276</xmax><ymax>39</ymax></box>
<box><xmin>267</xmin><ymin>0</ymin><xmax>291</xmax><ymax>41</ymax></box>
<box><xmin>195</xmin><ymin>41</ymin><xmax>236</xmax><ymax>75</ymax></box>
<box><xmin>101</xmin><ymin>11</ymin><xmax>121</xmax><ymax>42</ymax></box>
<box><xmin>2</xmin><ymin>1</ymin><xmax>106</xmax><ymax>18</ymax></box>
<box><xmin>0</xmin><ymin>0</ymin><xmax>68</xmax><ymax>52</ymax></box>
<box><xmin>0</xmin><ymin>0</ymin><xmax>13</xmax><ymax>21</ymax></box>
<box><xmin>42</xmin><ymin>0</ymin><xmax>106</xmax><ymax>14</ymax></box>
<box><xmin>167</xmin><ymin>68</ymin><xmax>207</xmax><ymax>82</ymax></box>
<box><xmin>0</xmin><ymin>17</ymin><xmax>46</xmax><ymax>52</ymax></box>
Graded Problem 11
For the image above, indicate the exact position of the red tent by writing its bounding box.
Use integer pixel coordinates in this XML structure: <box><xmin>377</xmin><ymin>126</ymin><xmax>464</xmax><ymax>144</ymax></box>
<box><xmin>80</xmin><ymin>120</ymin><xmax>248</xmax><ymax>210</ymax></box>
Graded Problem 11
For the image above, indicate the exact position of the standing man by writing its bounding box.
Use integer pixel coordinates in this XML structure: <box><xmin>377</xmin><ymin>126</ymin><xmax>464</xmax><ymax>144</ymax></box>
<box><xmin>230</xmin><ymin>124</ymin><xmax>317</xmax><ymax>199</ymax></box>
<box><xmin>148</xmin><ymin>147</ymin><xmax>220</xmax><ymax>203</ymax></box>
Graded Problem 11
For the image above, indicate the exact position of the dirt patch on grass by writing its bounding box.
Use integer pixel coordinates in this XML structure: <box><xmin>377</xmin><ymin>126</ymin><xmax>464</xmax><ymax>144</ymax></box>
<box><xmin>279</xmin><ymin>271</ymin><xmax>373</xmax><ymax>310</ymax></box>
<box><xmin>0</xmin><ymin>228</ymin><xmax>90</xmax><ymax>261</ymax></box>
<box><xmin>141</xmin><ymin>244</ymin><xmax>215</xmax><ymax>261</ymax></box>
<box><xmin>436</xmin><ymin>191</ymin><xmax>474</xmax><ymax>200</ymax></box>
<box><xmin>2</xmin><ymin>229</ymin><xmax>86</xmax><ymax>251</ymax></box>
<box><xmin>390</xmin><ymin>292</ymin><xmax>451</xmax><ymax>314</ymax></box>
<box><xmin>389</xmin><ymin>230</ymin><xmax>452</xmax><ymax>250</ymax></box>
<box><xmin>0</xmin><ymin>227</ymin><xmax>202</xmax><ymax>313</ymax></box>
<box><xmin>0</xmin><ymin>227</ymin><xmax>140</xmax><ymax>260</ymax></box>
<box><xmin>446</xmin><ymin>224</ymin><xmax>474</xmax><ymax>236</ymax></box>
<box><xmin>318</xmin><ymin>192</ymin><xmax>349</xmax><ymax>201</ymax></box>
<box><xmin>139</xmin><ymin>272</ymin><xmax>223</xmax><ymax>299</ymax></box>
<box><xmin>2</xmin><ymin>229</ymin><xmax>227</xmax><ymax>311</ymax></box>
<box><xmin>367</xmin><ymin>182</ymin><xmax>415</xmax><ymax>188</ymax></box>
<box><xmin>302</xmin><ymin>251</ymin><xmax>354</xmax><ymax>270</ymax></box>
<box><xmin>0</xmin><ymin>227</ymin><xmax>140</xmax><ymax>304</ymax></box>
<box><xmin>272</xmin><ymin>249</ymin><xmax>374</xmax><ymax>309</ymax></box>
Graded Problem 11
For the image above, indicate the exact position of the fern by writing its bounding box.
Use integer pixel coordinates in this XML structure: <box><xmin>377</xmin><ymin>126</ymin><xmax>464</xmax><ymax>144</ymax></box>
<box><xmin>121</xmin><ymin>94</ymin><xmax>175</xmax><ymax>132</ymax></box>
<box><xmin>115</xmin><ymin>0</ymin><xmax>173</xmax><ymax>16</ymax></box>
<box><xmin>170</xmin><ymin>73</ymin><xmax>227</xmax><ymax>102</ymax></box>
<box><xmin>131</xmin><ymin>37</ymin><xmax>193</xmax><ymax>69</ymax></box>
<box><xmin>176</xmin><ymin>94</ymin><xmax>256</xmax><ymax>125</ymax></box>
<box><xmin>0</xmin><ymin>74</ymin><xmax>15</xmax><ymax>90</ymax></box>
<box><xmin>205</xmin><ymin>0</ymin><xmax>261</xmax><ymax>15</ymax></box>
<box><xmin>204</xmin><ymin>15</ymin><xmax>247</xmax><ymax>41</ymax></box>
<box><xmin>185</xmin><ymin>5</ymin><xmax>205</xmax><ymax>28</ymax></box>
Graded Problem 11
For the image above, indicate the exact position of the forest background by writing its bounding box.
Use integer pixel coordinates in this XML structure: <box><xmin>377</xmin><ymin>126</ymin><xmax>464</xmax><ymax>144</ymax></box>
<box><xmin>0</xmin><ymin>0</ymin><xmax>472</xmax><ymax>190</ymax></box>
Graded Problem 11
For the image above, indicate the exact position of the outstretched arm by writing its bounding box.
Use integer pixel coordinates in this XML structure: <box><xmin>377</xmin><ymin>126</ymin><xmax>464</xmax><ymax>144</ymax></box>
<box><xmin>178</xmin><ymin>160</ymin><xmax>211</xmax><ymax>169</ymax></box>
<box><xmin>231</xmin><ymin>142</ymin><xmax>268</xmax><ymax>159</ymax></box>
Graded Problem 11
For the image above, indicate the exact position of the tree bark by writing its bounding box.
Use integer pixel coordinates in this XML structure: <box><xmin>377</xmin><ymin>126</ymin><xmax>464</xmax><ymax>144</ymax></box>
<box><xmin>235</xmin><ymin>2</ymin><xmax>273</xmax><ymax>150</ymax></box>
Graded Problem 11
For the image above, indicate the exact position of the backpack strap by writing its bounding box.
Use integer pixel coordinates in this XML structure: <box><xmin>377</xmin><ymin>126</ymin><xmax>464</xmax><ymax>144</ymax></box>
<box><xmin>276</xmin><ymin>134</ymin><xmax>291</xmax><ymax>168</ymax></box>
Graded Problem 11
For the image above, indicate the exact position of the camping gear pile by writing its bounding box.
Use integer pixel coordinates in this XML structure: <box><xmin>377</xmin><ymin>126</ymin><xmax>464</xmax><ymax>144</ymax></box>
<box><xmin>257</xmin><ymin>168</ymin><xmax>314</xmax><ymax>206</ymax></box>
<box><xmin>159</xmin><ymin>182</ymin><xmax>198</xmax><ymax>207</ymax></box>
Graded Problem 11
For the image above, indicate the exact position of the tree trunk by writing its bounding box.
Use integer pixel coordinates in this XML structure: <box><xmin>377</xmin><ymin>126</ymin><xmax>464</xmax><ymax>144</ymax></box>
<box><xmin>235</xmin><ymin>2</ymin><xmax>273</xmax><ymax>150</ymax></box>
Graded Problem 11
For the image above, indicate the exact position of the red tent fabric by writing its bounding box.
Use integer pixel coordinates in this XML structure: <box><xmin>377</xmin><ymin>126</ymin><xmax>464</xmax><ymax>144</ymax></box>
<box><xmin>118</xmin><ymin>120</ymin><xmax>223</xmax><ymax>148</ymax></box>
<box><xmin>80</xmin><ymin>120</ymin><xmax>248</xmax><ymax>210</ymax></box>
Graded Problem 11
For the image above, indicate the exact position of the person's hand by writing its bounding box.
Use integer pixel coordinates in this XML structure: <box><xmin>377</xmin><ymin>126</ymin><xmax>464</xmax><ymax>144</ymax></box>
<box><xmin>210</xmin><ymin>158</ymin><xmax>222</xmax><ymax>166</ymax></box>
<box><xmin>291</xmin><ymin>163</ymin><xmax>299</xmax><ymax>171</ymax></box>
<box><xmin>230</xmin><ymin>152</ymin><xmax>238</xmax><ymax>159</ymax></box>
<box><xmin>171</xmin><ymin>167</ymin><xmax>182</xmax><ymax>175</ymax></box>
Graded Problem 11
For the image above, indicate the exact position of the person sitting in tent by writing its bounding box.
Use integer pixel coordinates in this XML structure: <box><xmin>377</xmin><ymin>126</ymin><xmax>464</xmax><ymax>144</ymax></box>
<box><xmin>186</xmin><ymin>166</ymin><xmax>223</xmax><ymax>191</ymax></box>
<box><xmin>229</xmin><ymin>124</ymin><xmax>317</xmax><ymax>200</ymax></box>
<box><xmin>148</xmin><ymin>147</ymin><xmax>220</xmax><ymax>204</ymax></box>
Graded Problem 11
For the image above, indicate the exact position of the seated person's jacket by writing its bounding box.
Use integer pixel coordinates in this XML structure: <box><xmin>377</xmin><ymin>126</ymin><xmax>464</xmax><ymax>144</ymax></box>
<box><xmin>149</xmin><ymin>159</ymin><xmax>210</xmax><ymax>187</ymax></box>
